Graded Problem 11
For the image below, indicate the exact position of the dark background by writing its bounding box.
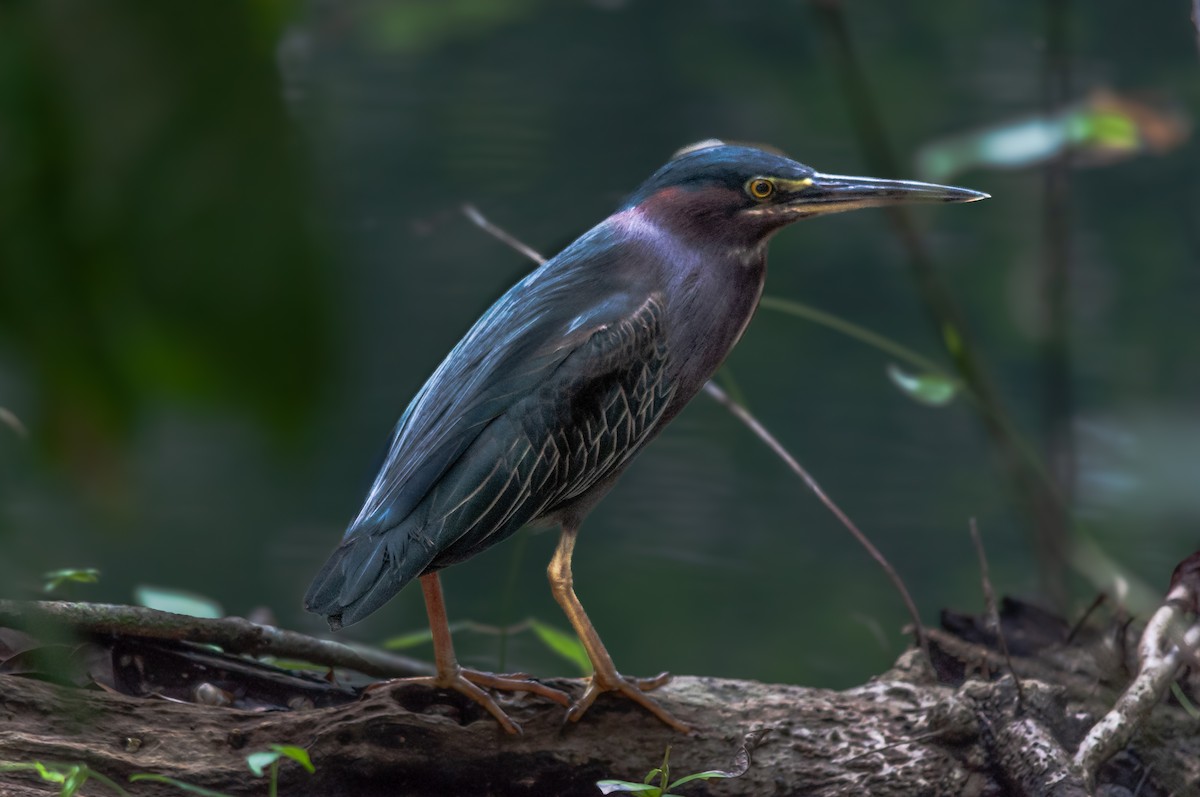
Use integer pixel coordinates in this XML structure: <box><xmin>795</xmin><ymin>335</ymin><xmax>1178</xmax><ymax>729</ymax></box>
<box><xmin>1</xmin><ymin>0</ymin><xmax>1197</xmax><ymax>688</ymax></box>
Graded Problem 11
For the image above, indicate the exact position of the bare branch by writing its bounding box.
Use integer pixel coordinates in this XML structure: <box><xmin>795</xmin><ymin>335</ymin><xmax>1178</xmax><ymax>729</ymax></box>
<box><xmin>1073</xmin><ymin>561</ymin><xmax>1200</xmax><ymax>785</ymax></box>
<box><xmin>0</xmin><ymin>600</ymin><xmax>433</xmax><ymax>679</ymax></box>
<box><xmin>969</xmin><ymin>518</ymin><xmax>1024</xmax><ymax>706</ymax></box>
<box><xmin>463</xmin><ymin>203</ymin><xmax>546</xmax><ymax>265</ymax></box>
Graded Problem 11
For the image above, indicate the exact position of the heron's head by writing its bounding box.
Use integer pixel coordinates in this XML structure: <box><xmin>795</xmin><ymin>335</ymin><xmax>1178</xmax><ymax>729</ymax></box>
<box><xmin>620</xmin><ymin>140</ymin><xmax>987</xmax><ymax>249</ymax></box>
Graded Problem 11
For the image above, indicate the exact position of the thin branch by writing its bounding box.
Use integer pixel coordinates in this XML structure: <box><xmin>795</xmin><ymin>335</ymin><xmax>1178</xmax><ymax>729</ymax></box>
<box><xmin>703</xmin><ymin>381</ymin><xmax>929</xmax><ymax>665</ymax></box>
<box><xmin>0</xmin><ymin>600</ymin><xmax>434</xmax><ymax>679</ymax></box>
<box><xmin>0</xmin><ymin>406</ymin><xmax>28</xmax><ymax>439</ymax></box>
<box><xmin>1065</xmin><ymin>592</ymin><xmax>1107</xmax><ymax>644</ymax></box>
<box><xmin>757</xmin><ymin>295</ymin><xmax>959</xmax><ymax>385</ymax></box>
<box><xmin>1073</xmin><ymin>599</ymin><xmax>1200</xmax><ymax>785</ymax></box>
<box><xmin>969</xmin><ymin>518</ymin><xmax>1024</xmax><ymax>706</ymax></box>
<box><xmin>462</xmin><ymin>204</ymin><xmax>546</xmax><ymax>265</ymax></box>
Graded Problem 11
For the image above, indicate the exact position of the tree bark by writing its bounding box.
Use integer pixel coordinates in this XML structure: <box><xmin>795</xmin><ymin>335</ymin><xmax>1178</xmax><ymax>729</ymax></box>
<box><xmin>0</xmin><ymin>604</ymin><xmax>1196</xmax><ymax>796</ymax></box>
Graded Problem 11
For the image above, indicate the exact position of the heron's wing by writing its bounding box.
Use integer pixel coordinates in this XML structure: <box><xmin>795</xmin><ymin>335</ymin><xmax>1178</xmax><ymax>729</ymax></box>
<box><xmin>423</xmin><ymin>291</ymin><xmax>674</xmax><ymax>567</ymax></box>
<box><xmin>350</xmin><ymin>269</ymin><xmax>650</xmax><ymax>537</ymax></box>
<box><xmin>305</xmin><ymin>251</ymin><xmax>671</xmax><ymax>625</ymax></box>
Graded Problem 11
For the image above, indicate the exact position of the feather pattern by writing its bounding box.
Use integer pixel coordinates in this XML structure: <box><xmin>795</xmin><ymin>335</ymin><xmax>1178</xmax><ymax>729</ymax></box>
<box><xmin>305</xmin><ymin>221</ymin><xmax>682</xmax><ymax>628</ymax></box>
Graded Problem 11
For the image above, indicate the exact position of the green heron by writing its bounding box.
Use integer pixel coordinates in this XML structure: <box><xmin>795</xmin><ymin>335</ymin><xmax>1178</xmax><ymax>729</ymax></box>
<box><xmin>306</xmin><ymin>140</ymin><xmax>986</xmax><ymax>733</ymax></box>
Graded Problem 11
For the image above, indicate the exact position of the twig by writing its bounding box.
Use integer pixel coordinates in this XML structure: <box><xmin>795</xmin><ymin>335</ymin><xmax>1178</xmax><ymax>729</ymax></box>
<box><xmin>1065</xmin><ymin>592</ymin><xmax>1107</xmax><ymax>644</ymax></box>
<box><xmin>1073</xmin><ymin>552</ymin><xmax>1200</xmax><ymax>786</ymax></box>
<box><xmin>969</xmin><ymin>518</ymin><xmax>1024</xmax><ymax>706</ymax></box>
<box><xmin>702</xmin><ymin>381</ymin><xmax>929</xmax><ymax>665</ymax></box>
<box><xmin>462</xmin><ymin>204</ymin><xmax>546</xmax><ymax>265</ymax></box>
<box><xmin>0</xmin><ymin>600</ymin><xmax>434</xmax><ymax>679</ymax></box>
<box><xmin>463</xmin><ymin>203</ymin><xmax>931</xmax><ymax>667</ymax></box>
<box><xmin>0</xmin><ymin>406</ymin><xmax>28</xmax><ymax>439</ymax></box>
<box><xmin>836</xmin><ymin>730</ymin><xmax>945</xmax><ymax>765</ymax></box>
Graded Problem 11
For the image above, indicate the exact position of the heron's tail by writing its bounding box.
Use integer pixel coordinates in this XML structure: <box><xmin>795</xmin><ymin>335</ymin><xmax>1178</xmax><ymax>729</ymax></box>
<box><xmin>304</xmin><ymin>525</ymin><xmax>438</xmax><ymax>630</ymax></box>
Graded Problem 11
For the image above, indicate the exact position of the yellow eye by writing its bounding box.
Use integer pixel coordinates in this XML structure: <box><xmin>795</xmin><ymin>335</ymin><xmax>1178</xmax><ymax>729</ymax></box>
<box><xmin>747</xmin><ymin>178</ymin><xmax>775</xmax><ymax>200</ymax></box>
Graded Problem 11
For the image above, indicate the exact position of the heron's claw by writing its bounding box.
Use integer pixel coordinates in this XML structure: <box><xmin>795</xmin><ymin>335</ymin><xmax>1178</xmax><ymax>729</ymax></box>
<box><xmin>390</xmin><ymin>668</ymin><xmax>570</xmax><ymax>735</ymax></box>
<box><xmin>566</xmin><ymin>669</ymin><xmax>690</xmax><ymax>733</ymax></box>
<box><xmin>460</xmin><ymin>668</ymin><xmax>572</xmax><ymax>707</ymax></box>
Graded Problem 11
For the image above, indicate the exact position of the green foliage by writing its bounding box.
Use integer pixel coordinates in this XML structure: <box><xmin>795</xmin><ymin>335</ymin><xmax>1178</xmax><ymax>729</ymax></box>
<box><xmin>1</xmin><ymin>749</ymin><xmax>314</xmax><ymax>797</ymax></box>
<box><xmin>758</xmin><ymin>295</ymin><xmax>962</xmax><ymax>407</ymax></box>
<box><xmin>527</xmin><ymin>619</ymin><xmax>590</xmax><ymax>676</ymax></box>
<box><xmin>0</xmin><ymin>761</ymin><xmax>129</xmax><ymax>796</ymax></box>
<box><xmin>886</xmin><ymin>364</ymin><xmax>958</xmax><ymax>407</ymax></box>
<box><xmin>246</xmin><ymin>745</ymin><xmax>315</xmax><ymax>797</ymax></box>
<box><xmin>0</xmin><ymin>1</ymin><xmax>333</xmax><ymax>487</ymax></box>
<box><xmin>133</xmin><ymin>585</ymin><xmax>223</xmax><ymax>619</ymax></box>
<box><xmin>245</xmin><ymin>745</ymin><xmax>314</xmax><ymax>777</ymax></box>
<box><xmin>596</xmin><ymin>746</ymin><xmax>741</xmax><ymax>796</ymax></box>
<box><xmin>382</xmin><ymin>626</ymin><xmax>441</xmax><ymax>650</ymax></box>
<box><xmin>0</xmin><ymin>748</ymin><xmax>316</xmax><ymax>797</ymax></box>
<box><xmin>42</xmin><ymin>567</ymin><xmax>100</xmax><ymax>593</ymax></box>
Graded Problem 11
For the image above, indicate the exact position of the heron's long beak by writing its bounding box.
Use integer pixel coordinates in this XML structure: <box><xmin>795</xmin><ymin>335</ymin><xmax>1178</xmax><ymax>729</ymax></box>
<box><xmin>786</xmin><ymin>172</ymin><xmax>988</xmax><ymax>216</ymax></box>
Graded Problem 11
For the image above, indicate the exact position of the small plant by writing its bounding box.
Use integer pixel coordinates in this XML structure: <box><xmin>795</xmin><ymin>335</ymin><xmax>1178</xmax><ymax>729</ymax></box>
<box><xmin>246</xmin><ymin>745</ymin><xmax>315</xmax><ymax>797</ymax></box>
<box><xmin>596</xmin><ymin>746</ymin><xmax>741</xmax><ymax>796</ymax></box>
<box><xmin>0</xmin><ymin>760</ymin><xmax>128</xmax><ymax>796</ymax></box>
<box><xmin>3</xmin><ymin>746</ymin><xmax>315</xmax><ymax>797</ymax></box>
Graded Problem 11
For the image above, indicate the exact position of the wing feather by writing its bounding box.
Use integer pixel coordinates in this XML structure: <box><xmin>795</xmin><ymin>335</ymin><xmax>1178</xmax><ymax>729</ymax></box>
<box><xmin>306</xmin><ymin>229</ymin><xmax>677</xmax><ymax>627</ymax></box>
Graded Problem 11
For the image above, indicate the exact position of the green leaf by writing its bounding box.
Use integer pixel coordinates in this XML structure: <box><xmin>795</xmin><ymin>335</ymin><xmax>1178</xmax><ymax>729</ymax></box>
<box><xmin>42</xmin><ymin>568</ymin><xmax>100</xmax><ymax>593</ymax></box>
<box><xmin>34</xmin><ymin>761</ymin><xmax>66</xmax><ymax>784</ymax></box>
<box><xmin>65</xmin><ymin>766</ymin><xmax>90</xmax><ymax>794</ymax></box>
<box><xmin>381</xmin><ymin>628</ymin><xmax>434</xmax><ymax>650</ymax></box>
<box><xmin>667</xmin><ymin>769</ymin><xmax>735</xmax><ymax>788</ymax></box>
<box><xmin>246</xmin><ymin>746</ymin><xmax>314</xmax><ymax>777</ymax></box>
<box><xmin>134</xmin><ymin>586</ymin><xmax>223</xmax><ymax>619</ymax></box>
<box><xmin>383</xmin><ymin>620</ymin><xmax>473</xmax><ymax>650</ymax></box>
<box><xmin>245</xmin><ymin>752</ymin><xmax>280</xmax><ymax>778</ymax></box>
<box><xmin>130</xmin><ymin>774</ymin><xmax>235</xmax><ymax>796</ymax></box>
<box><xmin>886</xmin><ymin>364</ymin><xmax>958</xmax><ymax>407</ymax></box>
<box><xmin>1072</xmin><ymin>109</ymin><xmax>1139</xmax><ymax>150</ymax></box>
<box><xmin>268</xmin><ymin>745</ymin><xmax>315</xmax><ymax>774</ymax></box>
<box><xmin>527</xmin><ymin>619</ymin><xmax>591</xmax><ymax>675</ymax></box>
<box><xmin>596</xmin><ymin>781</ymin><xmax>661</xmax><ymax>795</ymax></box>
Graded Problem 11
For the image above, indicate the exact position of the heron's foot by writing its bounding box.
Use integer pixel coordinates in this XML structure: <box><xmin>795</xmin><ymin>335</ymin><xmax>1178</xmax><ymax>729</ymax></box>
<box><xmin>458</xmin><ymin>668</ymin><xmax>572</xmax><ymax>708</ymax></box>
<box><xmin>392</xmin><ymin>668</ymin><xmax>570</xmax><ymax>735</ymax></box>
<box><xmin>567</xmin><ymin>668</ymin><xmax>690</xmax><ymax>733</ymax></box>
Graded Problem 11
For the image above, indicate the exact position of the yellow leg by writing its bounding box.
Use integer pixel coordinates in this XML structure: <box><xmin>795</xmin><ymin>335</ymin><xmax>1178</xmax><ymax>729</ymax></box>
<box><xmin>396</xmin><ymin>572</ymin><xmax>569</xmax><ymax>734</ymax></box>
<box><xmin>547</xmin><ymin>525</ymin><xmax>690</xmax><ymax>732</ymax></box>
